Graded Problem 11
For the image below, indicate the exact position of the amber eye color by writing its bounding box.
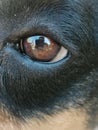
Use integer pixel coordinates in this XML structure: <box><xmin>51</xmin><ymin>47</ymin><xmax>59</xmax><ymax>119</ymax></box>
<box><xmin>20</xmin><ymin>35</ymin><xmax>68</xmax><ymax>62</ymax></box>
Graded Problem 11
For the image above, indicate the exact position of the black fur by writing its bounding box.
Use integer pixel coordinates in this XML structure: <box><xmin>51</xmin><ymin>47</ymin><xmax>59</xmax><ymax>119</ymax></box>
<box><xmin>0</xmin><ymin>0</ymin><xmax>98</xmax><ymax>129</ymax></box>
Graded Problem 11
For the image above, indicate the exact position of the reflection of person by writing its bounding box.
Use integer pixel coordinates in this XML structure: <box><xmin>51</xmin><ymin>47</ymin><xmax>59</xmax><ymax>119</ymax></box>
<box><xmin>35</xmin><ymin>36</ymin><xmax>48</xmax><ymax>48</ymax></box>
<box><xmin>35</xmin><ymin>37</ymin><xmax>45</xmax><ymax>48</ymax></box>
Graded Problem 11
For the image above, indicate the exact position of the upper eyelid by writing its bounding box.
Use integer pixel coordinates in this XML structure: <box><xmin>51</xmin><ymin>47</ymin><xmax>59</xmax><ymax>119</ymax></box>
<box><xmin>6</xmin><ymin>25</ymin><xmax>79</xmax><ymax>56</ymax></box>
<box><xmin>6</xmin><ymin>28</ymin><xmax>57</xmax><ymax>46</ymax></box>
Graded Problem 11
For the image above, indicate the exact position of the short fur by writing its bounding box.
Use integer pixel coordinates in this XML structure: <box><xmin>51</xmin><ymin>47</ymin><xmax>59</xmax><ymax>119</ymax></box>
<box><xmin>0</xmin><ymin>0</ymin><xmax>98</xmax><ymax>130</ymax></box>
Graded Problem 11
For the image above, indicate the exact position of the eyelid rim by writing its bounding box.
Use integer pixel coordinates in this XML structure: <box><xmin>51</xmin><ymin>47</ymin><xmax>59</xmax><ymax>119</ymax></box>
<box><xmin>19</xmin><ymin>35</ymin><xmax>70</xmax><ymax>63</ymax></box>
<box><xmin>21</xmin><ymin>33</ymin><xmax>78</xmax><ymax>57</ymax></box>
<box><xmin>3</xmin><ymin>15</ymin><xmax>80</xmax><ymax>65</ymax></box>
<box><xmin>5</xmin><ymin>25</ymin><xmax>79</xmax><ymax>56</ymax></box>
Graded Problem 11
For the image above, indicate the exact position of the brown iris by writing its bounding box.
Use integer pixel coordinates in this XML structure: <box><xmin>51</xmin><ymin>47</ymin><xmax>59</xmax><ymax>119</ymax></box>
<box><xmin>21</xmin><ymin>36</ymin><xmax>60</xmax><ymax>62</ymax></box>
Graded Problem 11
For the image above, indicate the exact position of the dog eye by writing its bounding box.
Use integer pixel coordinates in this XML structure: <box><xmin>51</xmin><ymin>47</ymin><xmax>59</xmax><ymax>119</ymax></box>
<box><xmin>20</xmin><ymin>35</ymin><xmax>68</xmax><ymax>62</ymax></box>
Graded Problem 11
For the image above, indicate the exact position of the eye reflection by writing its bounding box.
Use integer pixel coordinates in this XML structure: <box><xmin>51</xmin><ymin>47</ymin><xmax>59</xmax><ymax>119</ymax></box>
<box><xmin>27</xmin><ymin>36</ymin><xmax>51</xmax><ymax>50</ymax></box>
<box><xmin>22</xmin><ymin>35</ymin><xmax>61</xmax><ymax>62</ymax></box>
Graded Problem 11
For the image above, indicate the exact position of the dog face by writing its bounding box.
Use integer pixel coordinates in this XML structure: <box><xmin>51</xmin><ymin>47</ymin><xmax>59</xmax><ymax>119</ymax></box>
<box><xmin>0</xmin><ymin>0</ymin><xmax>98</xmax><ymax>130</ymax></box>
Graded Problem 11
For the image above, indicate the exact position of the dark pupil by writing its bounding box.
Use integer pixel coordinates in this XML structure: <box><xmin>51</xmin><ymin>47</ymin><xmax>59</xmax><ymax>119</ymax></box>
<box><xmin>23</xmin><ymin>36</ymin><xmax>60</xmax><ymax>62</ymax></box>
